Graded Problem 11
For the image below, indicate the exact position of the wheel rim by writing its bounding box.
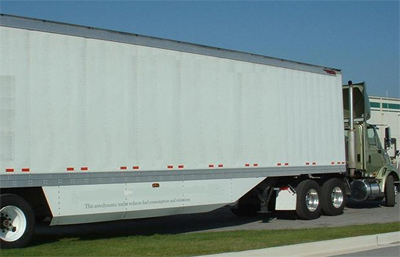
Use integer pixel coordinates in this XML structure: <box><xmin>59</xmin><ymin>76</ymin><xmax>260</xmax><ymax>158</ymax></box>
<box><xmin>0</xmin><ymin>205</ymin><xmax>27</xmax><ymax>242</ymax></box>
<box><xmin>306</xmin><ymin>189</ymin><xmax>319</xmax><ymax>212</ymax></box>
<box><xmin>331</xmin><ymin>186</ymin><xmax>344</xmax><ymax>208</ymax></box>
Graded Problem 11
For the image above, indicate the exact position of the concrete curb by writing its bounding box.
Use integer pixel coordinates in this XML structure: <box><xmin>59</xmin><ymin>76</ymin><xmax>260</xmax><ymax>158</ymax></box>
<box><xmin>201</xmin><ymin>232</ymin><xmax>400</xmax><ymax>257</ymax></box>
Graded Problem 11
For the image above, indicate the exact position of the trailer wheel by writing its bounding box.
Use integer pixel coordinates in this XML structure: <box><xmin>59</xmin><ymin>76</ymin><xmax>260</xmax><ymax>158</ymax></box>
<box><xmin>385</xmin><ymin>175</ymin><xmax>396</xmax><ymax>207</ymax></box>
<box><xmin>0</xmin><ymin>194</ymin><xmax>35</xmax><ymax>249</ymax></box>
<box><xmin>321</xmin><ymin>178</ymin><xmax>347</xmax><ymax>216</ymax></box>
<box><xmin>296</xmin><ymin>180</ymin><xmax>321</xmax><ymax>220</ymax></box>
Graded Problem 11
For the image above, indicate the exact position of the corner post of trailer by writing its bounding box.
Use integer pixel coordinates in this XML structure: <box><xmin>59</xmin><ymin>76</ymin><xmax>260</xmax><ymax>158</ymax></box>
<box><xmin>347</xmin><ymin>80</ymin><xmax>356</xmax><ymax>177</ymax></box>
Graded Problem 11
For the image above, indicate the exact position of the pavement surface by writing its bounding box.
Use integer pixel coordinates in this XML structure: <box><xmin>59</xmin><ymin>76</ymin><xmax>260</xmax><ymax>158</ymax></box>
<box><xmin>36</xmin><ymin>195</ymin><xmax>400</xmax><ymax>237</ymax></box>
<box><xmin>332</xmin><ymin>245</ymin><xmax>400</xmax><ymax>257</ymax></box>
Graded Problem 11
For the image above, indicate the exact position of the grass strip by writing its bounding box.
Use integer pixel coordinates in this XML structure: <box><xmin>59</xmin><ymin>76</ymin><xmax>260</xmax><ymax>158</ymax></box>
<box><xmin>1</xmin><ymin>222</ymin><xmax>399</xmax><ymax>257</ymax></box>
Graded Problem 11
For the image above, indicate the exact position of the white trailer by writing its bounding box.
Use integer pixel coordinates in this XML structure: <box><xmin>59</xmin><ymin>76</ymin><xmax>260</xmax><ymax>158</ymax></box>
<box><xmin>0</xmin><ymin>14</ymin><xmax>347</xmax><ymax>248</ymax></box>
<box><xmin>369</xmin><ymin>96</ymin><xmax>400</xmax><ymax>169</ymax></box>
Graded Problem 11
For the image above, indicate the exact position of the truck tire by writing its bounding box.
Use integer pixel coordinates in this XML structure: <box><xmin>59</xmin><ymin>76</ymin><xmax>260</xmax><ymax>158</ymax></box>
<box><xmin>385</xmin><ymin>175</ymin><xmax>396</xmax><ymax>207</ymax></box>
<box><xmin>0</xmin><ymin>194</ymin><xmax>35</xmax><ymax>249</ymax></box>
<box><xmin>321</xmin><ymin>178</ymin><xmax>347</xmax><ymax>216</ymax></box>
<box><xmin>296</xmin><ymin>180</ymin><xmax>321</xmax><ymax>220</ymax></box>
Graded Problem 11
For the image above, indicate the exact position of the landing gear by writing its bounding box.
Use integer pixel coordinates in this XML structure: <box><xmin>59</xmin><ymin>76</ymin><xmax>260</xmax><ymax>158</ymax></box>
<box><xmin>0</xmin><ymin>194</ymin><xmax>35</xmax><ymax>249</ymax></box>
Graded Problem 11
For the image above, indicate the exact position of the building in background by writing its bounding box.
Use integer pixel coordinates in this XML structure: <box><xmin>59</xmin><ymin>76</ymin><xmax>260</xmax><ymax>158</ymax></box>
<box><xmin>369</xmin><ymin>96</ymin><xmax>400</xmax><ymax>169</ymax></box>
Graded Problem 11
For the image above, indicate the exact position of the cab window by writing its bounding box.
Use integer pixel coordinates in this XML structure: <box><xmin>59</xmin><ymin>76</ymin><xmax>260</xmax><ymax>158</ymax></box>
<box><xmin>367</xmin><ymin>128</ymin><xmax>377</xmax><ymax>146</ymax></box>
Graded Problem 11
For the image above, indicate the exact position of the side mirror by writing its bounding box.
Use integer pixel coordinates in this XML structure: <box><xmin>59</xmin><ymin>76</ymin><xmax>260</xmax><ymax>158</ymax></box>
<box><xmin>385</xmin><ymin>127</ymin><xmax>391</xmax><ymax>149</ymax></box>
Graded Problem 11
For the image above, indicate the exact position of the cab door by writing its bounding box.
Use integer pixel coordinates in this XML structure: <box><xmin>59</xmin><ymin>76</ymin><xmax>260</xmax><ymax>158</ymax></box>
<box><xmin>366</xmin><ymin>126</ymin><xmax>384</xmax><ymax>173</ymax></box>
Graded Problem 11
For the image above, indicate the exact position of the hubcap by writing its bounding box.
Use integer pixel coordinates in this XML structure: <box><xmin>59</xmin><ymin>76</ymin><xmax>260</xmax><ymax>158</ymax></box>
<box><xmin>331</xmin><ymin>186</ymin><xmax>344</xmax><ymax>208</ymax></box>
<box><xmin>0</xmin><ymin>206</ymin><xmax>27</xmax><ymax>242</ymax></box>
<box><xmin>306</xmin><ymin>189</ymin><xmax>319</xmax><ymax>212</ymax></box>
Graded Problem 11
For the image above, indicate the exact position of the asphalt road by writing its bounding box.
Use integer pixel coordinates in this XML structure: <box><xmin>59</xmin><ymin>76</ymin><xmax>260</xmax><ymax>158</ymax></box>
<box><xmin>35</xmin><ymin>195</ymin><xmax>400</xmax><ymax>238</ymax></box>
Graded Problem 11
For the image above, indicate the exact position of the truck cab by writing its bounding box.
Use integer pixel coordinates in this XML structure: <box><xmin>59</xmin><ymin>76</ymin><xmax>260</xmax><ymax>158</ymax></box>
<box><xmin>343</xmin><ymin>82</ymin><xmax>399</xmax><ymax>204</ymax></box>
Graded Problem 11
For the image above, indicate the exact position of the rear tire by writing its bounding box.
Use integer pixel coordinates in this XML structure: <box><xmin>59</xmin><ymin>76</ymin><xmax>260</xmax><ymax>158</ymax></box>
<box><xmin>321</xmin><ymin>178</ymin><xmax>347</xmax><ymax>216</ymax></box>
<box><xmin>385</xmin><ymin>175</ymin><xmax>396</xmax><ymax>207</ymax></box>
<box><xmin>0</xmin><ymin>194</ymin><xmax>35</xmax><ymax>249</ymax></box>
<box><xmin>296</xmin><ymin>180</ymin><xmax>321</xmax><ymax>220</ymax></box>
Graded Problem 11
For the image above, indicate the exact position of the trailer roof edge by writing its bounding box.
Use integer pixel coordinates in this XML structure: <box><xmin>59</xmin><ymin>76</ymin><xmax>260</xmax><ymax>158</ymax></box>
<box><xmin>0</xmin><ymin>13</ymin><xmax>341</xmax><ymax>75</ymax></box>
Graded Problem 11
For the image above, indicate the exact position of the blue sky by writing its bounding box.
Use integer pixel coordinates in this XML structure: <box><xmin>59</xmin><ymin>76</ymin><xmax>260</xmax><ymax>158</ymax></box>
<box><xmin>1</xmin><ymin>0</ymin><xmax>399</xmax><ymax>97</ymax></box>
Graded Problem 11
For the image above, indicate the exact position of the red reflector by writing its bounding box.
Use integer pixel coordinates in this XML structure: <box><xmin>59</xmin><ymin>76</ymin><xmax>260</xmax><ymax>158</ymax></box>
<box><xmin>178</xmin><ymin>165</ymin><xmax>184</xmax><ymax>169</ymax></box>
<box><xmin>323</xmin><ymin>69</ymin><xmax>336</xmax><ymax>75</ymax></box>
<box><xmin>342</xmin><ymin>162</ymin><xmax>345</xmax><ymax>164</ymax></box>
<box><xmin>152</xmin><ymin>183</ymin><xmax>160</xmax><ymax>188</ymax></box>
<box><xmin>306</xmin><ymin>162</ymin><xmax>310</xmax><ymax>165</ymax></box>
<box><xmin>120</xmin><ymin>166</ymin><xmax>127</xmax><ymax>170</ymax></box>
<box><xmin>337</xmin><ymin>162</ymin><xmax>341</xmax><ymax>165</ymax></box>
<box><xmin>280</xmin><ymin>187</ymin><xmax>289</xmax><ymax>190</ymax></box>
<box><xmin>22</xmin><ymin>168</ymin><xmax>30</xmax><ymax>172</ymax></box>
<box><xmin>167</xmin><ymin>165</ymin><xmax>173</xmax><ymax>169</ymax></box>
<box><xmin>331</xmin><ymin>162</ymin><xmax>335</xmax><ymax>165</ymax></box>
<box><xmin>218</xmin><ymin>164</ymin><xmax>223</xmax><ymax>168</ymax></box>
<box><xmin>133</xmin><ymin>166</ymin><xmax>139</xmax><ymax>170</ymax></box>
<box><xmin>245</xmin><ymin>163</ymin><xmax>250</xmax><ymax>167</ymax></box>
<box><xmin>209</xmin><ymin>164</ymin><xmax>214</xmax><ymax>168</ymax></box>
<box><xmin>67</xmin><ymin>167</ymin><xmax>74</xmax><ymax>171</ymax></box>
<box><xmin>284</xmin><ymin>163</ymin><xmax>289</xmax><ymax>166</ymax></box>
<box><xmin>81</xmin><ymin>167</ymin><xmax>88</xmax><ymax>171</ymax></box>
<box><xmin>253</xmin><ymin>163</ymin><xmax>258</xmax><ymax>167</ymax></box>
<box><xmin>312</xmin><ymin>162</ymin><xmax>317</xmax><ymax>165</ymax></box>
<box><xmin>6</xmin><ymin>168</ymin><xmax>14</xmax><ymax>172</ymax></box>
<box><xmin>277</xmin><ymin>163</ymin><xmax>282</xmax><ymax>166</ymax></box>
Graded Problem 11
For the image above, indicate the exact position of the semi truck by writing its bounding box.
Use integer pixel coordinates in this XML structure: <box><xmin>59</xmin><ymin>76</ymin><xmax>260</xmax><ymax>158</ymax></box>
<box><xmin>0</xmin><ymin>14</ymin><xmax>398</xmax><ymax>248</ymax></box>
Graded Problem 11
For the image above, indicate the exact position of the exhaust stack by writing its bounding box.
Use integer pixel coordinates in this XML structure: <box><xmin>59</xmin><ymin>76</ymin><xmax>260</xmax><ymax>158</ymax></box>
<box><xmin>347</xmin><ymin>80</ymin><xmax>356</xmax><ymax>177</ymax></box>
